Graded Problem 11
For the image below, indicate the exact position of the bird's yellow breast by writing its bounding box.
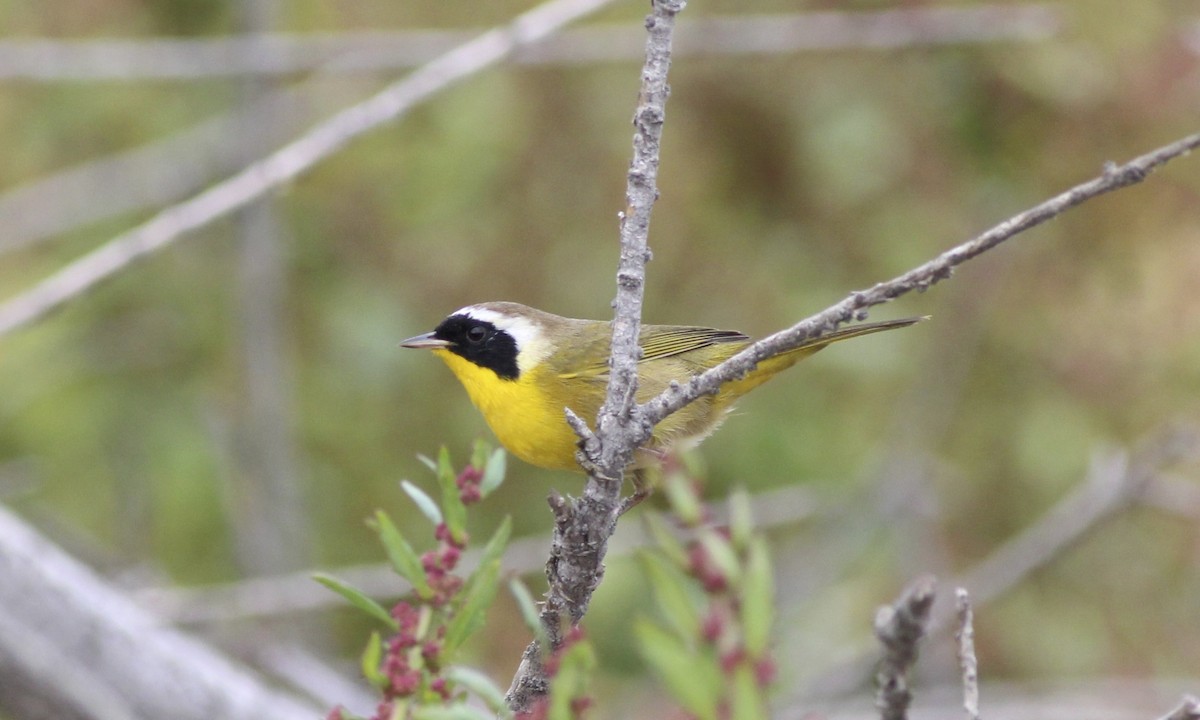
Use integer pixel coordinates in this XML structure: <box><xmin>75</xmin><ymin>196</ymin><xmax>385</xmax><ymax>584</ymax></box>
<box><xmin>433</xmin><ymin>348</ymin><xmax>583</xmax><ymax>471</ymax></box>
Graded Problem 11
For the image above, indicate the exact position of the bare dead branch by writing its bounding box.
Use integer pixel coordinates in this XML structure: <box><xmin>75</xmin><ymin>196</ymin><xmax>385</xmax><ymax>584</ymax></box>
<box><xmin>0</xmin><ymin>0</ymin><xmax>616</xmax><ymax>338</ymax></box>
<box><xmin>0</xmin><ymin>6</ymin><xmax>1062</xmax><ymax>81</ymax></box>
<box><xmin>505</xmin><ymin>0</ymin><xmax>685</xmax><ymax>712</ymax></box>
<box><xmin>808</xmin><ymin>425</ymin><xmax>1200</xmax><ymax>700</ymax></box>
<box><xmin>949</xmin><ymin>424</ymin><xmax>1200</xmax><ymax>612</ymax></box>
<box><xmin>641</xmin><ymin>131</ymin><xmax>1200</xmax><ymax>431</ymax></box>
<box><xmin>1159</xmin><ymin>695</ymin><xmax>1200</xmax><ymax>720</ymax></box>
<box><xmin>874</xmin><ymin>574</ymin><xmax>938</xmax><ymax>720</ymax></box>
<box><xmin>0</xmin><ymin>505</ymin><xmax>321</xmax><ymax>720</ymax></box>
<box><xmin>954</xmin><ymin>588</ymin><xmax>981</xmax><ymax>720</ymax></box>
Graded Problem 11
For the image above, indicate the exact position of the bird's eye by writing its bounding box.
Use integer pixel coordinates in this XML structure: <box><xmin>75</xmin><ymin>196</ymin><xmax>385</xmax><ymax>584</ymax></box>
<box><xmin>465</xmin><ymin>325</ymin><xmax>488</xmax><ymax>344</ymax></box>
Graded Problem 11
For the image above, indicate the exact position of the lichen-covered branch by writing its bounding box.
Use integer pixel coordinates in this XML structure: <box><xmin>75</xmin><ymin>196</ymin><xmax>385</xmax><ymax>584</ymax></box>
<box><xmin>955</xmin><ymin>588</ymin><xmax>981</xmax><ymax>720</ymax></box>
<box><xmin>0</xmin><ymin>505</ymin><xmax>320</xmax><ymax>720</ymax></box>
<box><xmin>873</xmin><ymin>575</ymin><xmax>937</xmax><ymax>720</ymax></box>
<box><xmin>641</xmin><ymin>131</ymin><xmax>1200</xmax><ymax>429</ymax></box>
<box><xmin>506</xmin><ymin>1</ymin><xmax>686</xmax><ymax>712</ymax></box>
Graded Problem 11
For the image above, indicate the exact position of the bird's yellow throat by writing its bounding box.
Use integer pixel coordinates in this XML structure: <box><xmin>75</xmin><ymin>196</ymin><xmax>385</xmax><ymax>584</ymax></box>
<box><xmin>431</xmin><ymin>347</ymin><xmax>583</xmax><ymax>471</ymax></box>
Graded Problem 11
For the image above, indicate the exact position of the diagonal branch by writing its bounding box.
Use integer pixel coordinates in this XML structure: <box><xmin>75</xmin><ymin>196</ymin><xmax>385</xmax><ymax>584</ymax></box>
<box><xmin>641</xmin><ymin>130</ymin><xmax>1200</xmax><ymax>429</ymax></box>
<box><xmin>0</xmin><ymin>0</ymin><xmax>616</xmax><ymax>339</ymax></box>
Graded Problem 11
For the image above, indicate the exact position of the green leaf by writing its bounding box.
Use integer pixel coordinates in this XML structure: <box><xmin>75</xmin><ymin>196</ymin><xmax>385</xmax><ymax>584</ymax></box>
<box><xmin>313</xmin><ymin>573</ymin><xmax>398</xmax><ymax>630</ymax></box>
<box><xmin>662</xmin><ymin>471</ymin><xmax>703</xmax><ymax>525</ymax></box>
<box><xmin>401</xmin><ymin>480</ymin><xmax>443</xmax><ymax>526</ymax></box>
<box><xmin>638</xmin><ymin>551</ymin><xmax>701</xmax><ymax>640</ymax></box>
<box><xmin>698</xmin><ymin>529</ymin><xmax>741</xmax><ymax>586</ymax></box>
<box><xmin>371</xmin><ymin>510</ymin><xmax>432</xmax><ymax>598</ymax></box>
<box><xmin>457</xmin><ymin>516</ymin><xmax>511</xmax><ymax>608</ymax></box>
<box><xmin>444</xmin><ymin>559</ymin><xmax>501</xmax><ymax>654</ymax></box>
<box><xmin>471</xmin><ymin>439</ymin><xmax>491</xmax><ymax>472</ymax></box>
<box><xmin>438</xmin><ymin>446</ymin><xmax>469</xmax><ymax>545</ymax></box>
<box><xmin>445</xmin><ymin>666</ymin><xmax>511</xmax><ymax>716</ymax></box>
<box><xmin>473</xmin><ymin>516</ymin><xmax>512</xmax><ymax>583</ymax></box>
<box><xmin>642</xmin><ymin>511</ymin><xmax>688</xmax><ymax>567</ymax></box>
<box><xmin>741</xmin><ymin>537</ymin><xmax>774</xmax><ymax>657</ymax></box>
<box><xmin>548</xmin><ymin>640</ymin><xmax>596</xmax><ymax>720</ymax></box>
<box><xmin>729</xmin><ymin>664</ymin><xmax>768</xmax><ymax>720</ymax></box>
<box><xmin>508</xmin><ymin>578</ymin><xmax>548</xmax><ymax>648</ymax></box>
<box><xmin>412</xmin><ymin>706</ymin><xmax>495</xmax><ymax>720</ymax></box>
<box><xmin>727</xmin><ymin>487</ymin><xmax>755</xmax><ymax>552</ymax></box>
<box><xmin>361</xmin><ymin>631</ymin><xmax>384</xmax><ymax>688</ymax></box>
<box><xmin>635</xmin><ymin>618</ymin><xmax>720</xmax><ymax>720</ymax></box>
<box><xmin>480</xmin><ymin>447</ymin><xmax>507</xmax><ymax>497</ymax></box>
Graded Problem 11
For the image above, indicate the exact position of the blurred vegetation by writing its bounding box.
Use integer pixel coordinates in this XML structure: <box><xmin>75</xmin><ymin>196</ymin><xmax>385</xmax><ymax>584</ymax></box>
<box><xmin>0</xmin><ymin>0</ymin><xmax>1198</xmax><ymax>716</ymax></box>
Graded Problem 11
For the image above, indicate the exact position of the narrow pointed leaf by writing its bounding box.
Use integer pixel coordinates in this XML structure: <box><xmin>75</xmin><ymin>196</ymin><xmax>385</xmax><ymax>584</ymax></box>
<box><xmin>662</xmin><ymin>472</ymin><xmax>703</xmax><ymax>525</ymax></box>
<box><xmin>635</xmin><ymin>618</ymin><xmax>720</xmax><ymax>720</ymax></box>
<box><xmin>548</xmin><ymin>640</ymin><xmax>596</xmax><ymax>720</ymax></box>
<box><xmin>638</xmin><ymin>551</ymin><xmax>700</xmax><ymax>640</ymax></box>
<box><xmin>401</xmin><ymin>480</ymin><xmax>443</xmax><ymax>526</ymax></box>
<box><xmin>457</xmin><ymin>516</ymin><xmax>511</xmax><ymax>606</ymax></box>
<box><xmin>361</xmin><ymin>631</ymin><xmax>384</xmax><ymax>688</ymax></box>
<box><xmin>444</xmin><ymin>559</ymin><xmax>501</xmax><ymax>653</ymax></box>
<box><xmin>741</xmin><ymin>537</ymin><xmax>774</xmax><ymax>657</ymax></box>
<box><xmin>446</xmin><ymin>666</ymin><xmax>511</xmax><ymax>716</ymax></box>
<box><xmin>509</xmin><ymin>578</ymin><xmax>548</xmax><ymax>648</ymax></box>
<box><xmin>728</xmin><ymin>487</ymin><xmax>755</xmax><ymax>552</ymax></box>
<box><xmin>476</xmin><ymin>517</ymin><xmax>512</xmax><ymax>577</ymax></box>
<box><xmin>438</xmin><ymin>446</ymin><xmax>469</xmax><ymax>544</ymax></box>
<box><xmin>698</xmin><ymin>529</ymin><xmax>741</xmax><ymax>586</ymax></box>
<box><xmin>371</xmin><ymin>510</ymin><xmax>432</xmax><ymax>598</ymax></box>
<box><xmin>471</xmin><ymin>439</ymin><xmax>491</xmax><ymax>473</ymax></box>
<box><xmin>730</xmin><ymin>664</ymin><xmax>768</xmax><ymax>720</ymax></box>
<box><xmin>413</xmin><ymin>706</ymin><xmax>494</xmax><ymax>720</ymax></box>
<box><xmin>642</xmin><ymin>511</ymin><xmax>688</xmax><ymax>566</ymax></box>
<box><xmin>313</xmin><ymin>573</ymin><xmax>398</xmax><ymax>629</ymax></box>
<box><xmin>480</xmin><ymin>448</ymin><xmax>507</xmax><ymax>497</ymax></box>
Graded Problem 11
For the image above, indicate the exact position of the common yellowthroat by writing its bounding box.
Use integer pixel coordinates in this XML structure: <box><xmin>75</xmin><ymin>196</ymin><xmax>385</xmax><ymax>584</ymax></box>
<box><xmin>401</xmin><ymin>302</ymin><xmax>921</xmax><ymax>473</ymax></box>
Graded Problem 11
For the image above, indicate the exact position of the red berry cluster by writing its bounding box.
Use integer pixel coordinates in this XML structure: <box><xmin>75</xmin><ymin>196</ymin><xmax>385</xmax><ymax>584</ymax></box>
<box><xmin>329</xmin><ymin>459</ymin><xmax>495</xmax><ymax>720</ymax></box>
<box><xmin>456</xmin><ymin>464</ymin><xmax>483</xmax><ymax>505</ymax></box>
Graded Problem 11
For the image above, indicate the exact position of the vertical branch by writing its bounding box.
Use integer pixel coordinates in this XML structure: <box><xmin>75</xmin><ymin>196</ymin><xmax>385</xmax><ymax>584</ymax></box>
<box><xmin>227</xmin><ymin>0</ymin><xmax>311</xmax><ymax>583</ymax></box>
<box><xmin>590</xmin><ymin>0</ymin><xmax>687</xmax><ymax>487</ymax></box>
<box><xmin>508</xmin><ymin>0</ymin><xmax>685</xmax><ymax>713</ymax></box>
<box><xmin>955</xmin><ymin>588</ymin><xmax>981</xmax><ymax>720</ymax></box>
<box><xmin>874</xmin><ymin>575</ymin><xmax>937</xmax><ymax>720</ymax></box>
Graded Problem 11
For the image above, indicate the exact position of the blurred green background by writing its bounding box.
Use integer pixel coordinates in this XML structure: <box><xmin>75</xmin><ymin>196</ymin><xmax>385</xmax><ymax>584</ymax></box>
<box><xmin>1</xmin><ymin>0</ymin><xmax>1198</xmax><ymax>716</ymax></box>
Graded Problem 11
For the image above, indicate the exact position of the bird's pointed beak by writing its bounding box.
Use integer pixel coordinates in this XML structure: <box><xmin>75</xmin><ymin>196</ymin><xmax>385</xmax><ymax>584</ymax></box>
<box><xmin>399</xmin><ymin>332</ymin><xmax>451</xmax><ymax>350</ymax></box>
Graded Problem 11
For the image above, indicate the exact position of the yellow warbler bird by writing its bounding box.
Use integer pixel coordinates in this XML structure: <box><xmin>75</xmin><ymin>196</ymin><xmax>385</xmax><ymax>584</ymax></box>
<box><xmin>401</xmin><ymin>302</ymin><xmax>921</xmax><ymax>473</ymax></box>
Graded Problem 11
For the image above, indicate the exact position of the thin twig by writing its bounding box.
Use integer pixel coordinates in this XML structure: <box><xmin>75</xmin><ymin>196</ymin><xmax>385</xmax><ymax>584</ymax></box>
<box><xmin>0</xmin><ymin>6</ymin><xmax>1063</xmax><ymax>81</ymax></box>
<box><xmin>0</xmin><ymin>5</ymin><xmax>1064</xmax><ymax>255</ymax></box>
<box><xmin>808</xmin><ymin>424</ymin><xmax>1200</xmax><ymax>699</ymax></box>
<box><xmin>1159</xmin><ymin>696</ymin><xmax>1200</xmax><ymax>720</ymax></box>
<box><xmin>0</xmin><ymin>0</ymin><xmax>615</xmax><ymax>338</ymax></box>
<box><xmin>954</xmin><ymin>588</ymin><xmax>981</xmax><ymax>720</ymax></box>
<box><xmin>948</xmin><ymin>425</ymin><xmax>1200</xmax><ymax>614</ymax></box>
<box><xmin>874</xmin><ymin>575</ymin><xmax>938</xmax><ymax>720</ymax></box>
<box><xmin>505</xmin><ymin>0</ymin><xmax>685</xmax><ymax>712</ymax></box>
<box><xmin>640</xmin><ymin>131</ymin><xmax>1200</xmax><ymax>430</ymax></box>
